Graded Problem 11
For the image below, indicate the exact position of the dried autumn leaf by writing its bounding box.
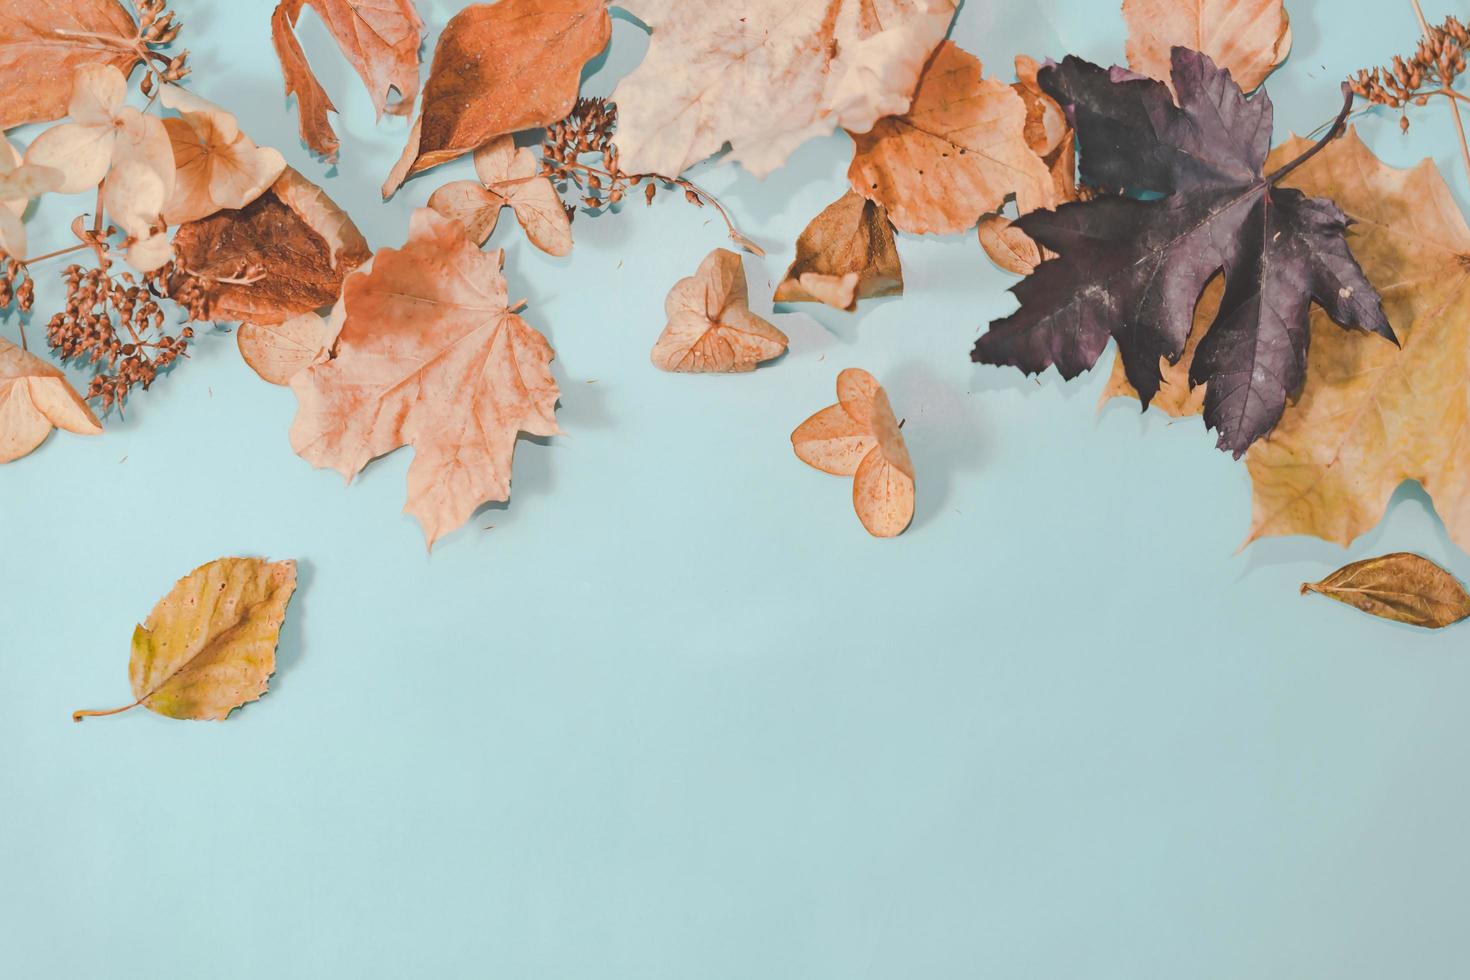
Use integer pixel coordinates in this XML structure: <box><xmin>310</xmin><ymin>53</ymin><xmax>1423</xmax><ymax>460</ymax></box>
<box><xmin>427</xmin><ymin>135</ymin><xmax>571</xmax><ymax>256</ymax></box>
<box><xmin>0</xmin><ymin>0</ymin><xmax>143</xmax><ymax>128</ymax></box>
<box><xmin>972</xmin><ymin>50</ymin><xmax>1393</xmax><ymax>456</ymax></box>
<box><xmin>792</xmin><ymin>368</ymin><xmax>914</xmax><ymax>537</ymax></box>
<box><xmin>271</xmin><ymin>0</ymin><xmax>424</xmax><ymax>160</ymax></box>
<box><xmin>290</xmin><ymin>208</ymin><xmax>560</xmax><ymax>548</ymax></box>
<box><xmin>848</xmin><ymin>41</ymin><xmax>1055</xmax><ymax>235</ymax></box>
<box><xmin>774</xmin><ymin>190</ymin><xmax>902</xmax><ymax>312</ymax></box>
<box><xmin>976</xmin><ymin>214</ymin><xmax>1043</xmax><ymax>277</ymax></box>
<box><xmin>173</xmin><ymin>167</ymin><xmax>370</xmax><ymax>325</ymax></box>
<box><xmin>1301</xmin><ymin>553</ymin><xmax>1470</xmax><ymax>630</ymax></box>
<box><xmin>611</xmin><ymin>0</ymin><xmax>956</xmax><ymax>178</ymax></box>
<box><xmin>239</xmin><ymin>311</ymin><xmax>331</xmax><ymax>386</ymax></box>
<box><xmin>652</xmin><ymin>248</ymin><xmax>788</xmax><ymax>373</ymax></box>
<box><xmin>73</xmin><ymin>557</ymin><xmax>298</xmax><ymax>721</ymax></box>
<box><xmin>1124</xmin><ymin>0</ymin><xmax>1291</xmax><ymax>93</ymax></box>
<box><xmin>0</xmin><ymin>337</ymin><xmax>102</xmax><ymax>462</ymax></box>
<box><xmin>384</xmin><ymin>0</ymin><xmax>609</xmax><ymax>196</ymax></box>
<box><xmin>159</xmin><ymin>85</ymin><xmax>287</xmax><ymax>225</ymax></box>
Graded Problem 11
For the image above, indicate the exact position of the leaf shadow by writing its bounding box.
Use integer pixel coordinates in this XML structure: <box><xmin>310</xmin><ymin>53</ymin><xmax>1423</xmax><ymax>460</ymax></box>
<box><xmin>887</xmin><ymin>360</ymin><xmax>987</xmax><ymax>531</ymax></box>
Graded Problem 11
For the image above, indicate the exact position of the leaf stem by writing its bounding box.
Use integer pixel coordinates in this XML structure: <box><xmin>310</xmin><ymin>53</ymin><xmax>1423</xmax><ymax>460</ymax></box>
<box><xmin>72</xmin><ymin>699</ymin><xmax>142</xmax><ymax>722</ymax></box>
<box><xmin>1267</xmin><ymin>83</ymin><xmax>1356</xmax><ymax>184</ymax></box>
<box><xmin>19</xmin><ymin>242</ymin><xmax>90</xmax><ymax>266</ymax></box>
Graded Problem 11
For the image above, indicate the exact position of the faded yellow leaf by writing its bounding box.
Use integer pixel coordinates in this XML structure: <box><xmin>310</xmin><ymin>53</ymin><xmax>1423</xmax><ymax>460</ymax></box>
<box><xmin>73</xmin><ymin>557</ymin><xmax>298</xmax><ymax>722</ymax></box>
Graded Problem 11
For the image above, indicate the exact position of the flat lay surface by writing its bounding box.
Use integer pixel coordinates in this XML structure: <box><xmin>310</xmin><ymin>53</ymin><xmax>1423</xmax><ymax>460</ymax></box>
<box><xmin>4</xmin><ymin>1</ymin><xmax>1470</xmax><ymax>976</ymax></box>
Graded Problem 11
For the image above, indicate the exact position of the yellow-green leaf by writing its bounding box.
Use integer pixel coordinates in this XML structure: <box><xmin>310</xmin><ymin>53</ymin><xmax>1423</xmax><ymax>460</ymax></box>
<box><xmin>74</xmin><ymin>557</ymin><xmax>298</xmax><ymax>722</ymax></box>
<box><xmin>1301</xmin><ymin>553</ymin><xmax>1470</xmax><ymax>630</ymax></box>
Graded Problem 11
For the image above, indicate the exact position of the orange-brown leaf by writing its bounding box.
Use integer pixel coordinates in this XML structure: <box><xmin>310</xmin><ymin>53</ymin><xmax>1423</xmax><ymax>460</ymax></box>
<box><xmin>0</xmin><ymin>0</ymin><xmax>142</xmax><ymax>128</ymax></box>
<box><xmin>289</xmin><ymin>208</ymin><xmax>560</xmax><ymax>548</ymax></box>
<box><xmin>848</xmin><ymin>41</ymin><xmax>1055</xmax><ymax>235</ymax></box>
<box><xmin>383</xmin><ymin>0</ymin><xmax>609</xmax><ymax>197</ymax></box>
<box><xmin>1123</xmin><ymin>0</ymin><xmax>1291</xmax><ymax>92</ymax></box>
<box><xmin>172</xmin><ymin>168</ymin><xmax>370</xmax><ymax>325</ymax></box>
<box><xmin>774</xmin><ymin>190</ymin><xmax>902</xmax><ymax>311</ymax></box>
<box><xmin>792</xmin><ymin>368</ymin><xmax>914</xmax><ymax>537</ymax></box>
<box><xmin>1302</xmin><ymin>553</ymin><xmax>1470</xmax><ymax>630</ymax></box>
<box><xmin>652</xmin><ymin>248</ymin><xmax>788</xmax><ymax>373</ymax></box>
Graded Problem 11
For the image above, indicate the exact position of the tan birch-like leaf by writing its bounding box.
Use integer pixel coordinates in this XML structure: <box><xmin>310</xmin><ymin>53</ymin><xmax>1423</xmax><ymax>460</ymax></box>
<box><xmin>0</xmin><ymin>0</ymin><xmax>143</xmax><ymax>128</ymax></box>
<box><xmin>611</xmin><ymin>0</ymin><xmax>956</xmax><ymax>178</ymax></box>
<box><xmin>384</xmin><ymin>0</ymin><xmax>609</xmax><ymax>196</ymax></box>
<box><xmin>173</xmin><ymin>167</ymin><xmax>370</xmax><ymax>325</ymax></box>
<box><xmin>848</xmin><ymin>41</ymin><xmax>1055</xmax><ymax>235</ymax></box>
<box><xmin>427</xmin><ymin>136</ymin><xmax>571</xmax><ymax>255</ymax></box>
<box><xmin>271</xmin><ymin>0</ymin><xmax>424</xmax><ymax>160</ymax></box>
<box><xmin>290</xmin><ymin>208</ymin><xmax>560</xmax><ymax>548</ymax></box>
<box><xmin>652</xmin><ymin>248</ymin><xmax>788</xmax><ymax>373</ymax></box>
<box><xmin>0</xmin><ymin>337</ymin><xmax>102</xmax><ymax>463</ymax></box>
<box><xmin>159</xmin><ymin>85</ymin><xmax>287</xmax><ymax>225</ymax></box>
<box><xmin>73</xmin><ymin>557</ymin><xmax>298</xmax><ymax>722</ymax></box>
<box><xmin>774</xmin><ymin>190</ymin><xmax>902</xmax><ymax>311</ymax></box>
<box><xmin>792</xmin><ymin>367</ymin><xmax>914</xmax><ymax>537</ymax></box>
<box><xmin>1302</xmin><ymin>553</ymin><xmax>1470</xmax><ymax>630</ymax></box>
<box><xmin>1124</xmin><ymin>0</ymin><xmax>1291</xmax><ymax>93</ymax></box>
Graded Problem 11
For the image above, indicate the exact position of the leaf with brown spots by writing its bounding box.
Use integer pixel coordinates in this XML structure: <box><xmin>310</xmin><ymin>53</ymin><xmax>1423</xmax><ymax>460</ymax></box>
<box><xmin>73</xmin><ymin>557</ymin><xmax>298</xmax><ymax>722</ymax></box>
<box><xmin>173</xmin><ymin>167</ymin><xmax>370</xmax><ymax>325</ymax></box>
<box><xmin>774</xmin><ymin>190</ymin><xmax>902</xmax><ymax>311</ymax></box>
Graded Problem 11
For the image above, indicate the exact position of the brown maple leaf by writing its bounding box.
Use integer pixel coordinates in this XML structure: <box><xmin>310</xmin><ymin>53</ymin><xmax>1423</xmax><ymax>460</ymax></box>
<box><xmin>848</xmin><ymin>41</ymin><xmax>1055</xmax><ymax>235</ymax></box>
<box><xmin>791</xmin><ymin>368</ymin><xmax>915</xmax><ymax>537</ymax></box>
<box><xmin>651</xmin><ymin>248</ymin><xmax>788</xmax><ymax>373</ymax></box>
<box><xmin>1124</xmin><ymin>0</ymin><xmax>1291</xmax><ymax>93</ymax></box>
<box><xmin>0</xmin><ymin>0</ymin><xmax>143</xmax><ymax>128</ymax></box>
<box><xmin>271</xmin><ymin>0</ymin><xmax>424</xmax><ymax>160</ymax></box>
<box><xmin>427</xmin><ymin>135</ymin><xmax>572</xmax><ymax>256</ymax></box>
<box><xmin>774</xmin><ymin>190</ymin><xmax>902</xmax><ymax>311</ymax></box>
<box><xmin>0</xmin><ymin>336</ymin><xmax>102</xmax><ymax>462</ymax></box>
<box><xmin>383</xmin><ymin>0</ymin><xmax>609</xmax><ymax>197</ymax></box>
<box><xmin>173</xmin><ymin>167</ymin><xmax>370</xmax><ymax>325</ymax></box>
<box><xmin>290</xmin><ymin>208</ymin><xmax>560</xmax><ymax>548</ymax></box>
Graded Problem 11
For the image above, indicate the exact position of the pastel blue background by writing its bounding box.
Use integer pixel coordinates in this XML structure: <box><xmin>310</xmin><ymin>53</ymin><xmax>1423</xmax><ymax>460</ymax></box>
<box><xmin>4</xmin><ymin>1</ymin><xmax>1470</xmax><ymax>976</ymax></box>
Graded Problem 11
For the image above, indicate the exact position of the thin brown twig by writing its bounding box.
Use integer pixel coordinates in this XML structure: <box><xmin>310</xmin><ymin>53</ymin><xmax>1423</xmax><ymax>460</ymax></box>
<box><xmin>1410</xmin><ymin>0</ymin><xmax>1470</xmax><ymax>186</ymax></box>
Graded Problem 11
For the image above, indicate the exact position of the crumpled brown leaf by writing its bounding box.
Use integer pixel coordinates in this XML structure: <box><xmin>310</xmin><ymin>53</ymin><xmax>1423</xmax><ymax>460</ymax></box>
<box><xmin>848</xmin><ymin>41</ymin><xmax>1055</xmax><ymax>235</ymax></box>
<box><xmin>611</xmin><ymin>0</ymin><xmax>956</xmax><ymax>178</ymax></box>
<box><xmin>0</xmin><ymin>0</ymin><xmax>143</xmax><ymax>128</ymax></box>
<box><xmin>652</xmin><ymin>248</ymin><xmax>788</xmax><ymax>373</ymax></box>
<box><xmin>173</xmin><ymin>167</ymin><xmax>370</xmax><ymax>325</ymax></box>
<box><xmin>270</xmin><ymin>0</ymin><xmax>424</xmax><ymax>160</ymax></box>
<box><xmin>73</xmin><ymin>557</ymin><xmax>298</xmax><ymax>722</ymax></box>
<box><xmin>1302</xmin><ymin>553</ymin><xmax>1470</xmax><ymax>630</ymax></box>
<box><xmin>383</xmin><ymin>0</ymin><xmax>609</xmax><ymax>197</ymax></box>
<box><xmin>774</xmin><ymin>190</ymin><xmax>902</xmax><ymax>311</ymax></box>
<box><xmin>290</xmin><ymin>208</ymin><xmax>560</xmax><ymax>548</ymax></box>
<box><xmin>0</xmin><ymin>336</ymin><xmax>102</xmax><ymax>462</ymax></box>
<box><xmin>792</xmin><ymin>368</ymin><xmax>914</xmax><ymax>537</ymax></box>
<box><xmin>1124</xmin><ymin>0</ymin><xmax>1291</xmax><ymax>93</ymax></box>
<box><xmin>427</xmin><ymin>135</ymin><xmax>571</xmax><ymax>256</ymax></box>
<box><xmin>160</xmin><ymin>85</ymin><xmax>286</xmax><ymax>225</ymax></box>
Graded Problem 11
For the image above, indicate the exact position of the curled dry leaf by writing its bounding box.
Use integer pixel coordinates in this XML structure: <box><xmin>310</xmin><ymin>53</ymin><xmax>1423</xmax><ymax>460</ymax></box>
<box><xmin>0</xmin><ymin>0</ymin><xmax>143</xmax><ymax>128</ymax></box>
<box><xmin>173</xmin><ymin>167</ymin><xmax>370</xmax><ymax>325</ymax></box>
<box><xmin>73</xmin><ymin>557</ymin><xmax>298</xmax><ymax>721</ymax></box>
<box><xmin>271</xmin><ymin>0</ymin><xmax>424</xmax><ymax>160</ymax></box>
<box><xmin>848</xmin><ymin>42</ymin><xmax>1055</xmax><ymax>235</ymax></box>
<box><xmin>792</xmin><ymin>368</ymin><xmax>914</xmax><ymax>538</ymax></box>
<box><xmin>384</xmin><ymin>0</ymin><xmax>609</xmax><ymax>196</ymax></box>
<box><xmin>159</xmin><ymin>85</ymin><xmax>287</xmax><ymax>225</ymax></box>
<box><xmin>774</xmin><ymin>190</ymin><xmax>902</xmax><ymax>311</ymax></box>
<box><xmin>290</xmin><ymin>208</ymin><xmax>560</xmax><ymax>548</ymax></box>
<box><xmin>427</xmin><ymin>135</ymin><xmax>571</xmax><ymax>256</ymax></box>
<box><xmin>612</xmin><ymin>0</ymin><xmax>956</xmax><ymax>178</ymax></box>
<box><xmin>1302</xmin><ymin>553</ymin><xmax>1470</xmax><ymax>630</ymax></box>
<box><xmin>652</xmin><ymin>248</ymin><xmax>788</xmax><ymax>373</ymax></box>
<box><xmin>0</xmin><ymin>336</ymin><xmax>102</xmax><ymax>463</ymax></box>
<box><xmin>1124</xmin><ymin>0</ymin><xmax>1291</xmax><ymax>93</ymax></box>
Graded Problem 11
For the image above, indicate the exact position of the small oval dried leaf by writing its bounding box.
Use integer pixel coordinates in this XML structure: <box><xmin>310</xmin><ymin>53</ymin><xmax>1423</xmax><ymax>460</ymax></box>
<box><xmin>652</xmin><ymin>248</ymin><xmax>788</xmax><ymax>373</ymax></box>
<box><xmin>792</xmin><ymin>368</ymin><xmax>914</xmax><ymax>537</ymax></box>
<box><xmin>74</xmin><ymin>557</ymin><xmax>298</xmax><ymax>722</ymax></box>
<box><xmin>977</xmin><ymin>213</ymin><xmax>1044</xmax><ymax>276</ymax></box>
<box><xmin>1301</xmin><ymin>553</ymin><xmax>1470</xmax><ymax>630</ymax></box>
<box><xmin>239</xmin><ymin>312</ymin><xmax>331</xmax><ymax>385</ymax></box>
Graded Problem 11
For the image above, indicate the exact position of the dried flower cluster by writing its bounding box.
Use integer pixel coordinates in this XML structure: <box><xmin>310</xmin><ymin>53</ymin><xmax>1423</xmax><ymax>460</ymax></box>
<box><xmin>1350</xmin><ymin>15</ymin><xmax>1467</xmax><ymax>130</ymax></box>
<box><xmin>134</xmin><ymin>0</ymin><xmax>191</xmax><ymax>98</ymax></box>
<box><xmin>0</xmin><ymin>257</ymin><xmax>34</xmax><ymax>314</ymax></box>
<box><xmin>45</xmin><ymin>258</ymin><xmax>203</xmax><ymax>410</ymax></box>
